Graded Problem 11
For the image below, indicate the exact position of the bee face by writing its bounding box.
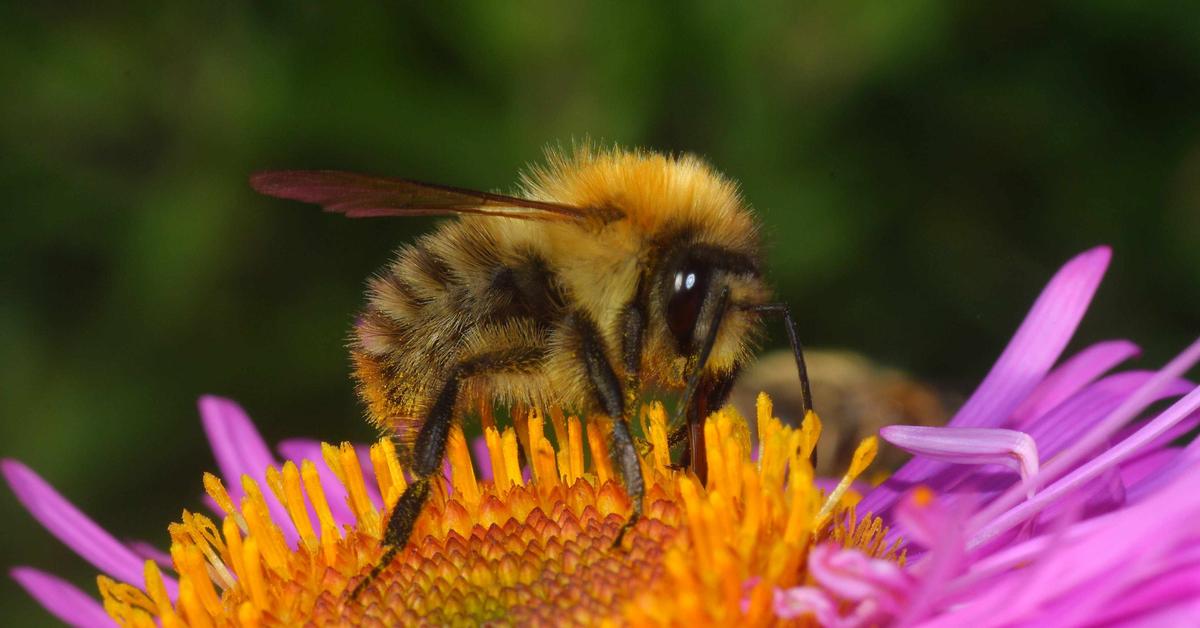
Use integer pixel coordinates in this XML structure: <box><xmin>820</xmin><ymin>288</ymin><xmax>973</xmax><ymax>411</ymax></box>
<box><xmin>648</xmin><ymin>238</ymin><xmax>769</xmax><ymax>378</ymax></box>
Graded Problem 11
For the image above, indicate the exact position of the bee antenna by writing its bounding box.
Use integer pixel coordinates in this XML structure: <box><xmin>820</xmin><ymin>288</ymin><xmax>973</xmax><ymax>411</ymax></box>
<box><xmin>739</xmin><ymin>302</ymin><xmax>814</xmax><ymax>421</ymax></box>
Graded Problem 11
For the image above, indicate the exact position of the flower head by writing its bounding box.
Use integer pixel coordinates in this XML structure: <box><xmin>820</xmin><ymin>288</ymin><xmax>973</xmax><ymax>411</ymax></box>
<box><xmin>6</xmin><ymin>396</ymin><xmax>886</xmax><ymax>626</ymax></box>
<box><xmin>6</xmin><ymin>245</ymin><xmax>1200</xmax><ymax>626</ymax></box>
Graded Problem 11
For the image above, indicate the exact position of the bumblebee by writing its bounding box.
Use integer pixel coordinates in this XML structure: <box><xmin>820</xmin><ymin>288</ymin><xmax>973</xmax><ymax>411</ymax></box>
<box><xmin>251</xmin><ymin>145</ymin><xmax>811</xmax><ymax>595</ymax></box>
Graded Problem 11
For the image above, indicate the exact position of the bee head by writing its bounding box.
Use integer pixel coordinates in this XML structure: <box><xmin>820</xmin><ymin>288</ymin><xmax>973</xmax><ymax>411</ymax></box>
<box><xmin>654</xmin><ymin>237</ymin><xmax>768</xmax><ymax>374</ymax></box>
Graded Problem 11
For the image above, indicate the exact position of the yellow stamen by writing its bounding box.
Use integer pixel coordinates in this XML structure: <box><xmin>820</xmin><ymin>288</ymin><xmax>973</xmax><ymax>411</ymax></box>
<box><xmin>816</xmin><ymin>436</ymin><xmax>879</xmax><ymax>527</ymax></box>
<box><xmin>178</xmin><ymin>577</ymin><xmax>213</xmax><ymax>628</ymax></box>
<box><xmin>585</xmin><ymin>415</ymin><xmax>614</xmax><ymax>485</ymax></box>
<box><xmin>527</xmin><ymin>409</ymin><xmax>559</xmax><ymax>488</ymax></box>
<box><xmin>484</xmin><ymin>425</ymin><xmax>511</xmax><ymax>489</ymax></box>
<box><xmin>272</xmin><ymin>461</ymin><xmax>317</xmax><ymax>550</ymax></box>
<box><xmin>298</xmin><ymin>460</ymin><xmax>338</xmax><ymax>537</ymax></box>
<box><xmin>201</xmin><ymin>473</ymin><xmax>245</xmax><ymax>533</ymax></box>
<box><xmin>97</xmin><ymin>393</ymin><xmax>902</xmax><ymax>626</ymax></box>
<box><xmin>501</xmin><ymin>426</ymin><xmax>524</xmax><ymax>487</ymax></box>
<box><xmin>170</xmin><ymin>544</ymin><xmax>222</xmax><ymax>618</ymax></box>
<box><xmin>369</xmin><ymin>438</ymin><xmax>406</xmax><ymax>507</ymax></box>
<box><xmin>447</xmin><ymin>424</ymin><xmax>481</xmax><ymax>508</ymax></box>
<box><xmin>142</xmin><ymin>560</ymin><xmax>173</xmax><ymax>620</ymax></box>
<box><xmin>239</xmin><ymin>477</ymin><xmax>288</xmax><ymax>572</ymax></box>
<box><xmin>242</xmin><ymin>536</ymin><xmax>268</xmax><ymax>609</ymax></box>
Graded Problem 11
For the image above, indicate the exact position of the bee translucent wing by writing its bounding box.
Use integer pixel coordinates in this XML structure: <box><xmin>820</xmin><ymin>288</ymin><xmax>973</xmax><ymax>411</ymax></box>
<box><xmin>250</xmin><ymin>170</ymin><xmax>596</xmax><ymax>221</ymax></box>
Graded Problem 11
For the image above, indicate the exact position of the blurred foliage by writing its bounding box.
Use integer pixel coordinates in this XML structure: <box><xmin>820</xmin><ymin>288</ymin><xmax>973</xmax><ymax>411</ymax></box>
<box><xmin>3</xmin><ymin>2</ymin><xmax>1199</xmax><ymax>623</ymax></box>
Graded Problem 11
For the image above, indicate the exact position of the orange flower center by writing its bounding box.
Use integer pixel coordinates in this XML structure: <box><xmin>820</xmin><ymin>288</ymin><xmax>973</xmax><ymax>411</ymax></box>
<box><xmin>98</xmin><ymin>395</ymin><xmax>900</xmax><ymax>627</ymax></box>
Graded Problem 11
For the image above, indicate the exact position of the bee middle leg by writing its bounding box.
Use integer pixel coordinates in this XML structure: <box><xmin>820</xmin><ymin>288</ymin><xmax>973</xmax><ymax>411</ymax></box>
<box><xmin>351</xmin><ymin>345</ymin><xmax>543</xmax><ymax>599</ymax></box>
<box><xmin>569</xmin><ymin>311</ymin><xmax>645</xmax><ymax>547</ymax></box>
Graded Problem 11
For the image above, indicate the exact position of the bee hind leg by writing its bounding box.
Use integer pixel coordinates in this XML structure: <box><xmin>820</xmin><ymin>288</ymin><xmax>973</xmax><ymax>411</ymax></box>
<box><xmin>349</xmin><ymin>369</ymin><xmax>462</xmax><ymax>600</ymax></box>
<box><xmin>350</xmin><ymin>345</ymin><xmax>547</xmax><ymax>599</ymax></box>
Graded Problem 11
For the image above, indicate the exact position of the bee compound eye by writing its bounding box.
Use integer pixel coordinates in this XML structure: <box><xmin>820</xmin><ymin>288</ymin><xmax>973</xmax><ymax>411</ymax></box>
<box><xmin>666</xmin><ymin>262</ymin><xmax>712</xmax><ymax>354</ymax></box>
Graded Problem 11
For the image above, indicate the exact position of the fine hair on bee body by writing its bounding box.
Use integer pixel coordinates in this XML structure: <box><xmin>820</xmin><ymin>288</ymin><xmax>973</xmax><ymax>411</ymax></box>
<box><xmin>250</xmin><ymin>143</ymin><xmax>814</xmax><ymax>599</ymax></box>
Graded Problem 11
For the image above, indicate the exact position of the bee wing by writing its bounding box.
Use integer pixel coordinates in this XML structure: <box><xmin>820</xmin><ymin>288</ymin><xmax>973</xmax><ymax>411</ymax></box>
<box><xmin>250</xmin><ymin>170</ymin><xmax>599</xmax><ymax>222</ymax></box>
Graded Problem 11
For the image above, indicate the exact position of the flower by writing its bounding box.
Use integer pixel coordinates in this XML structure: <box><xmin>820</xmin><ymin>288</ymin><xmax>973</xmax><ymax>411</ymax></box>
<box><xmin>768</xmin><ymin>246</ymin><xmax>1200</xmax><ymax>624</ymax></box>
<box><xmin>5</xmin><ymin>395</ymin><xmax>887</xmax><ymax>626</ymax></box>
<box><xmin>7</xmin><ymin>245</ymin><xmax>1200</xmax><ymax>626</ymax></box>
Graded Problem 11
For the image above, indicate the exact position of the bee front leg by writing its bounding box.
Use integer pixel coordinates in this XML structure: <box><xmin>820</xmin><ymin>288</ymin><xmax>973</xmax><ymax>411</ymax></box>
<box><xmin>570</xmin><ymin>311</ymin><xmax>644</xmax><ymax>548</ymax></box>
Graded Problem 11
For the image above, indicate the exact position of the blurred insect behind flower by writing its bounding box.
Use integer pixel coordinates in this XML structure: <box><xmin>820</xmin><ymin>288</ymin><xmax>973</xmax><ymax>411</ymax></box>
<box><xmin>250</xmin><ymin>144</ymin><xmax>817</xmax><ymax>597</ymax></box>
<box><xmin>732</xmin><ymin>349</ymin><xmax>951</xmax><ymax>475</ymax></box>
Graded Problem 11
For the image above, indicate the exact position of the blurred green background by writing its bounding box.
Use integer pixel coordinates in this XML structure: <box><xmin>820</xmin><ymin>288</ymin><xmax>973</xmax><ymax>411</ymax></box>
<box><xmin>3</xmin><ymin>2</ymin><xmax>1199</xmax><ymax>623</ymax></box>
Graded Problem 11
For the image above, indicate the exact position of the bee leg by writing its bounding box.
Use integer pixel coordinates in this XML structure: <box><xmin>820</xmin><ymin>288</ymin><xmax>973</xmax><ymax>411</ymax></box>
<box><xmin>569</xmin><ymin>311</ymin><xmax>644</xmax><ymax>548</ymax></box>
<box><xmin>350</xmin><ymin>368</ymin><xmax>462</xmax><ymax>600</ymax></box>
<box><xmin>669</xmin><ymin>287</ymin><xmax>732</xmax><ymax>485</ymax></box>
<box><xmin>351</xmin><ymin>345</ymin><xmax>547</xmax><ymax>599</ymax></box>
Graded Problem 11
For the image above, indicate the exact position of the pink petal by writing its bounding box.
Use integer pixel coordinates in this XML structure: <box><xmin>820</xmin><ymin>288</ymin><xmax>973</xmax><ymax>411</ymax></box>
<box><xmin>1023</xmin><ymin>371</ymin><xmax>1192</xmax><ymax>461</ymax></box>
<box><xmin>880</xmin><ymin>426</ymin><xmax>1039</xmax><ymax>497</ymax></box>
<box><xmin>945</xmin><ymin>469</ymin><xmax>1200</xmax><ymax>625</ymax></box>
<box><xmin>472</xmin><ymin>435</ymin><xmax>493</xmax><ymax>482</ymax></box>
<box><xmin>1033</xmin><ymin>337</ymin><xmax>1200</xmax><ymax>492</ymax></box>
<box><xmin>969</xmin><ymin>382</ymin><xmax>1200</xmax><ymax>548</ymax></box>
<box><xmin>1119</xmin><ymin>447</ymin><xmax>1181</xmax><ymax>490</ymax></box>
<box><xmin>1090</xmin><ymin>564</ymin><xmax>1200</xmax><ymax>624</ymax></box>
<box><xmin>2</xmin><ymin>459</ymin><xmax>176</xmax><ymax>597</ymax></box>
<box><xmin>1010</xmin><ymin>339</ymin><xmax>1140</xmax><ymax>427</ymax></box>
<box><xmin>198</xmin><ymin>396</ymin><xmax>298</xmax><ymax>545</ymax></box>
<box><xmin>807</xmin><ymin>544</ymin><xmax>911</xmax><ymax>607</ymax></box>
<box><xmin>772</xmin><ymin>586</ymin><xmax>838</xmax><ymax>623</ymax></box>
<box><xmin>1122</xmin><ymin>436</ymin><xmax>1200</xmax><ymax>503</ymax></box>
<box><xmin>126</xmin><ymin>540</ymin><xmax>173</xmax><ymax>569</ymax></box>
<box><xmin>11</xmin><ymin>567</ymin><xmax>113</xmax><ymax>627</ymax></box>
<box><xmin>892</xmin><ymin>492</ymin><xmax>968</xmax><ymax>627</ymax></box>
<box><xmin>970</xmin><ymin>337</ymin><xmax>1200</xmax><ymax>538</ymax></box>
<box><xmin>952</xmin><ymin>245</ymin><xmax>1111</xmax><ymax>430</ymax></box>
<box><xmin>863</xmin><ymin>247</ymin><xmax>1111</xmax><ymax>515</ymax></box>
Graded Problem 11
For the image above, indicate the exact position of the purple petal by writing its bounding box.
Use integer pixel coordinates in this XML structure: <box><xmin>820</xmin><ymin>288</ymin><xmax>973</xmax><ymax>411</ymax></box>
<box><xmin>1119</xmin><ymin>447</ymin><xmax>1181</xmax><ymax>490</ymax></box>
<box><xmin>914</xmin><ymin>371</ymin><xmax>1193</xmax><ymax>518</ymax></box>
<box><xmin>1088</xmin><ymin>559</ymin><xmax>1200</xmax><ymax>624</ymax></box>
<box><xmin>772</xmin><ymin>586</ymin><xmax>838</xmax><ymax>623</ymax></box>
<box><xmin>11</xmin><ymin>567</ymin><xmax>113</xmax><ymax>627</ymax></box>
<box><xmin>893</xmin><ymin>494</ymin><xmax>968</xmax><ymax>627</ymax></box>
<box><xmin>863</xmin><ymin>247</ymin><xmax>1110</xmax><ymax>515</ymax></box>
<box><xmin>942</xmin><ymin>469</ymin><xmax>1200</xmax><ymax>625</ymax></box>
<box><xmin>969</xmin><ymin>336</ymin><xmax>1200</xmax><ymax>536</ymax></box>
<box><xmin>1113</xmin><ymin>405</ymin><xmax>1200</xmax><ymax>455</ymax></box>
<box><xmin>1010</xmin><ymin>339</ymin><xmax>1139</xmax><ymax>427</ymax></box>
<box><xmin>198</xmin><ymin>396</ymin><xmax>298</xmax><ymax>545</ymax></box>
<box><xmin>1023</xmin><ymin>371</ymin><xmax>1193</xmax><ymax>461</ymax></box>
<box><xmin>951</xmin><ymin>246</ymin><xmax>1110</xmax><ymax>430</ymax></box>
<box><xmin>472</xmin><ymin>436</ymin><xmax>493</xmax><ymax>482</ymax></box>
<box><xmin>807</xmin><ymin>544</ymin><xmax>911</xmax><ymax>607</ymax></box>
<box><xmin>126</xmin><ymin>540</ymin><xmax>173</xmax><ymax>569</ymax></box>
<box><xmin>2</xmin><ymin>459</ymin><xmax>176</xmax><ymax>597</ymax></box>
<box><xmin>1122</xmin><ymin>435</ymin><xmax>1200</xmax><ymax>503</ymax></box>
<box><xmin>969</xmin><ymin>381</ymin><xmax>1200</xmax><ymax>548</ymax></box>
<box><xmin>881</xmin><ymin>426</ymin><xmax>1038</xmax><ymax>496</ymax></box>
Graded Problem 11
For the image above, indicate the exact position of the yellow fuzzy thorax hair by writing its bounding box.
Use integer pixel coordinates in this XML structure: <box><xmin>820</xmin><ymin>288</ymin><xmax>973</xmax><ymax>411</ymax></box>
<box><xmin>519</xmin><ymin>145</ymin><xmax>760</xmax><ymax>250</ymax></box>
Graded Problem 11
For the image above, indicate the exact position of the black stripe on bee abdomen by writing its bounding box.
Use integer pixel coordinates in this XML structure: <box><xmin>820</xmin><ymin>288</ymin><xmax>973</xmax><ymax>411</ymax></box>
<box><xmin>487</xmin><ymin>254</ymin><xmax>567</xmax><ymax>324</ymax></box>
<box><xmin>409</xmin><ymin>246</ymin><xmax>457</xmax><ymax>289</ymax></box>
